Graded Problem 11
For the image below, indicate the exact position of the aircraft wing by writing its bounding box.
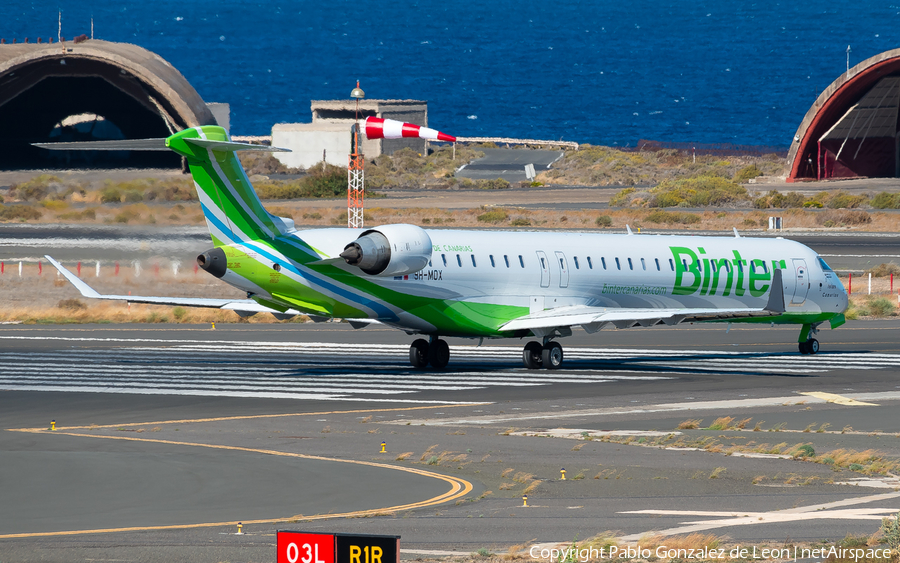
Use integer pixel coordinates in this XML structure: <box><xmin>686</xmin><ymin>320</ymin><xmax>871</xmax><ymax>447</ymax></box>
<box><xmin>501</xmin><ymin>269</ymin><xmax>786</xmax><ymax>335</ymax></box>
<box><xmin>45</xmin><ymin>255</ymin><xmax>301</xmax><ymax>316</ymax></box>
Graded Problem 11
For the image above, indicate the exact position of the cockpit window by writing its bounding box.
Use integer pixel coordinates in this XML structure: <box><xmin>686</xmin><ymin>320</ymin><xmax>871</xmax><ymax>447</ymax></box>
<box><xmin>818</xmin><ymin>257</ymin><xmax>834</xmax><ymax>272</ymax></box>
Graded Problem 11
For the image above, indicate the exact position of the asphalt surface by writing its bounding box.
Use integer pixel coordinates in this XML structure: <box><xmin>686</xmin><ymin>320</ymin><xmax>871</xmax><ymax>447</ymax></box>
<box><xmin>1</xmin><ymin>322</ymin><xmax>899</xmax><ymax>562</ymax></box>
<box><xmin>454</xmin><ymin>148</ymin><xmax>564</xmax><ymax>182</ymax></box>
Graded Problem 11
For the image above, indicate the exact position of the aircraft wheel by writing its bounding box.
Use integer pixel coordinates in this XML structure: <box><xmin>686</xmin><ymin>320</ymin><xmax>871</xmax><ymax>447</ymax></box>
<box><xmin>523</xmin><ymin>341</ymin><xmax>543</xmax><ymax>369</ymax></box>
<box><xmin>808</xmin><ymin>338</ymin><xmax>819</xmax><ymax>355</ymax></box>
<box><xmin>409</xmin><ymin>339</ymin><xmax>430</xmax><ymax>369</ymax></box>
<box><xmin>798</xmin><ymin>341</ymin><xmax>809</xmax><ymax>354</ymax></box>
<box><xmin>542</xmin><ymin>342</ymin><xmax>564</xmax><ymax>370</ymax></box>
<box><xmin>429</xmin><ymin>338</ymin><xmax>450</xmax><ymax>369</ymax></box>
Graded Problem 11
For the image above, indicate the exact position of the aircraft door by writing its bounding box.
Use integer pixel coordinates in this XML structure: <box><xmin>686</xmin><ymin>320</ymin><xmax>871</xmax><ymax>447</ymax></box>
<box><xmin>555</xmin><ymin>251</ymin><xmax>569</xmax><ymax>288</ymax></box>
<box><xmin>536</xmin><ymin>251</ymin><xmax>550</xmax><ymax>288</ymax></box>
<box><xmin>791</xmin><ymin>258</ymin><xmax>809</xmax><ymax>305</ymax></box>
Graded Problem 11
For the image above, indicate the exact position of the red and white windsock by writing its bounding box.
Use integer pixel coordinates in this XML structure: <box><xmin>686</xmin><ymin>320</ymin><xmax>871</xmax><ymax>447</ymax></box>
<box><xmin>364</xmin><ymin>116</ymin><xmax>456</xmax><ymax>142</ymax></box>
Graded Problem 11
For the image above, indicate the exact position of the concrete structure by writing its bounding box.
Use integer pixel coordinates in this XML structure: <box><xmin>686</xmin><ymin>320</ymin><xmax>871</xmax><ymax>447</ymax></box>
<box><xmin>788</xmin><ymin>48</ymin><xmax>900</xmax><ymax>181</ymax></box>
<box><xmin>0</xmin><ymin>39</ymin><xmax>219</xmax><ymax>169</ymax></box>
<box><xmin>273</xmin><ymin>99</ymin><xmax>427</xmax><ymax>169</ymax></box>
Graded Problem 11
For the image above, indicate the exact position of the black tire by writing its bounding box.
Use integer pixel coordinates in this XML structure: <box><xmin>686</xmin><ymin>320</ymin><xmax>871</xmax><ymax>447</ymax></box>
<box><xmin>409</xmin><ymin>339</ymin><xmax>429</xmax><ymax>369</ymax></box>
<box><xmin>429</xmin><ymin>338</ymin><xmax>450</xmax><ymax>369</ymax></box>
<box><xmin>542</xmin><ymin>342</ymin><xmax>564</xmax><ymax>370</ymax></box>
<box><xmin>798</xmin><ymin>341</ymin><xmax>809</xmax><ymax>354</ymax></box>
<box><xmin>808</xmin><ymin>338</ymin><xmax>819</xmax><ymax>355</ymax></box>
<box><xmin>523</xmin><ymin>341</ymin><xmax>543</xmax><ymax>369</ymax></box>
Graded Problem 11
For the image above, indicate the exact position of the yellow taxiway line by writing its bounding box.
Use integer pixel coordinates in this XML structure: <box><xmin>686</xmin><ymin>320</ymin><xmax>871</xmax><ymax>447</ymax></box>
<box><xmin>3</xmin><ymin>406</ymin><xmax>476</xmax><ymax>539</ymax></box>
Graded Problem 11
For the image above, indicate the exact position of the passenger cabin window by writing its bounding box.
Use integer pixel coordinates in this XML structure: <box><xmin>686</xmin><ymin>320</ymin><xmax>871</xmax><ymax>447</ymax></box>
<box><xmin>737</xmin><ymin>261</ymin><xmax>744</xmax><ymax>273</ymax></box>
<box><xmin>540</xmin><ymin>257</ymin><xmax>546</xmax><ymax>269</ymax></box>
<box><xmin>601</xmin><ymin>257</ymin><xmax>607</xmax><ymax>270</ymax></box>
<box><xmin>574</xmin><ymin>256</ymin><xmax>580</xmax><ymax>269</ymax></box>
<box><xmin>519</xmin><ymin>255</ymin><xmax>525</xmax><ymax>268</ymax></box>
<box><xmin>682</xmin><ymin>259</ymin><xmax>688</xmax><ymax>270</ymax></box>
<box><xmin>456</xmin><ymin>254</ymin><xmax>462</xmax><ymax>267</ymax></box>
<box><xmin>489</xmin><ymin>255</ymin><xmax>495</xmax><ymax>267</ymax></box>
<box><xmin>711</xmin><ymin>261</ymin><xmax>717</xmax><ymax>273</ymax></box>
<box><xmin>587</xmin><ymin>257</ymin><xmax>593</xmax><ymax>269</ymax></box>
<box><xmin>615</xmin><ymin>258</ymin><xmax>621</xmax><ymax>270</ymax></box>
<box><xmin>655</xmin><ymin>258</ymin><xmax>661</xmax><ymax>271</ymax></box>
<box><xmin>441</xmin><ymin>254</ymin><xmax>448</xmax><ymax>267</ymax></box>
<box><xmin>669</xmin><ymin>258</ymin><xmax>675</xmax><ymax>271</ymax></box>
<box><xmin>558</xmin><ymin>257</ymin><xmax>564</xmax><ymax>269</ymax></box>
<box><xmin>627</xmin><ymin>258</ymin><xmax>633</xmax><ymax>270</ymax></box>
<box><xmin>471</xmin><ymin>255</ymin><xmax>477</xmax><ymax>267</ymax></box>
<box><xmin>641</xmin><ymin>258</ymin><xmax>646</xmax><ymax>270</ymax></box>
<box><xmin>504</xmin><ymin>255</ymin><xmax>510</xmax><ymax>268</ymax></box>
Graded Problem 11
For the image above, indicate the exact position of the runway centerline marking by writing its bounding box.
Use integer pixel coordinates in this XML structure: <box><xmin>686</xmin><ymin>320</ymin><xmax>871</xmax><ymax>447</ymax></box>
<box><xmin>1</xmin><ymin>428</ymin><xmax>474</xmax><ymax>539</ymax></box>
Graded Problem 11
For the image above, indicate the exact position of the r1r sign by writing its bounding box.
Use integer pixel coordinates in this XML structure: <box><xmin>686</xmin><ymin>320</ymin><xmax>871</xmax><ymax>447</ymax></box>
<box><xmin>277</xmin><ymin>532</ymin><xmax>335</xmax><ymax>563</ymax></box>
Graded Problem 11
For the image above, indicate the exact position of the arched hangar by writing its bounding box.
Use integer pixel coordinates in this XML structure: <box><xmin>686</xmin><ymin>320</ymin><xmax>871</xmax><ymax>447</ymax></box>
<box><xmin>789</xmin><ymin>49</ymin><xmax>900</xmax><ymax>181</ymax></box>
<box><xmin>0</xmin><ymin>38</ymin><xmax>218</xmax><ymax>169</ymax></box>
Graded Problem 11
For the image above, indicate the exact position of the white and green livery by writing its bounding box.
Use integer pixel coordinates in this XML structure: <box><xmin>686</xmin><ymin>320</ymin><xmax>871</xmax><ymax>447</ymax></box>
<box><xmin>46</xmin><ymin>126</ymin><xmax>849</xmax><ymax>370</ymax></box>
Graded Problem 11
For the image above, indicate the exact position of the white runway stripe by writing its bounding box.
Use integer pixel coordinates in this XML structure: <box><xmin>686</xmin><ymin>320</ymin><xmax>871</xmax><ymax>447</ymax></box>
<box><xmin>1</xmin><ymin>337</ymin><xmax>898</xmax><ymax>403</ymax></box>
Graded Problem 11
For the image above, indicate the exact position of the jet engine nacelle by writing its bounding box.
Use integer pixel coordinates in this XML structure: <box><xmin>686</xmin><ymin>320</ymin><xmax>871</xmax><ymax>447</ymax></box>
<box><xmin>340</xmin><ymin>224</ymin><xmax>433</xmax><ymax>277</ymax></box>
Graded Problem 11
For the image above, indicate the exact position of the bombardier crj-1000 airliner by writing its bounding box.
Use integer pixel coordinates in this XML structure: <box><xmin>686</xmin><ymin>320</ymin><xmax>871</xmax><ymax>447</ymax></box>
<box><xmin>43</xmin><ymin>126</ymin><xmax>848</xmax><ymax>370</ymax></box>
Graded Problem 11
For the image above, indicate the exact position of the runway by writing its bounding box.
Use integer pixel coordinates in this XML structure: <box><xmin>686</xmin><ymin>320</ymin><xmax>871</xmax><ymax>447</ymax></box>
<box><xmin>2</xmin><ymin>322</ymin><xmax>900</xmax><ymax>561</ymax></box>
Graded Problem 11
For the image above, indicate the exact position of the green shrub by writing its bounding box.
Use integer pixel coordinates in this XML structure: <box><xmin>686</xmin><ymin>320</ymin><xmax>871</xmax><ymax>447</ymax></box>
<box><xmin>824</xmin><ymin>191</ymin><xmax>866</xmax><ymax>209</ymax></box>
<box><xmin>12</xmin><ymin>174</ymin><xmax>62</xmax><ymax>201</ymax></box>
<box><xmin>100</xmin><ymin>187</ymin><xmax>123</xmax><ymax>203</ymax></box>
<box><xmin>0</xmin><ymin>204</ymin><xmax>42</xmax><ymax>221</ymax></box>
<box><xmin>41</xmin><ymin>199</ymin><xmax>69</xmax><ymax>211</ymax></box>
<box><xmin>511</xmin><ymin>217</ymin><xmax>531</xmax><ymax>226</ymax></box>
<box><xmin>478</xmin><ymin>178</ymin><xmax>511</xmax><ymax>190</ymax></box>
<box><xmin>649</xmin><ymin>174</ymin><xmax>749</xmax><ymax>208</ymax></box>
<box><xmin>882</xmin><ymin>511</ymin><xmax>900</xmax><ymax>551</ymax></box>
<box><xmin>595</xmin><ymin>214</ymin><xmax>613</xmax><ymax>227</ymax></box>
<box><xmin>871</xmin><ymin>192</ymin><xmax>900</xmax><ymax>209</ymax></box>
<box><xmin>753</xmin><ymin>190</ymin><xmax>806</xmax><ymax>209</ymax></box>
<box><xmin>794</xmin><ymin>444</ymin><xmax>816</xmax><ymax>458</ymax></box>
<box><xmin>609</xmin><ymin>187</ymin><xmax>636</xmax><ymax>207</ymax></box>
<box><xmin>733</xmin><ymin>164</ymin><xmax>763</xmax><ymax>183</ymax></box>
<box><xmin>477</xmin><ymin>209</ymin><xmax>509</xmax><ymax>223</ymax></box>
<box><xmin>868</xmin><ymin>297</ymin><xmax>896</xmax><ymax>317</ymax></box>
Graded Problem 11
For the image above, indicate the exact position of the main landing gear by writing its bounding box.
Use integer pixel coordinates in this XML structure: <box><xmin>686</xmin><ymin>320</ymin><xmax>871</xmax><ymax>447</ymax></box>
<box><xmin>798</xmin><ymin>322</ymin><xmax>821</xmax><ymax>355</ymax></box>
<box><xmin>409</xmin><ymin>336</ymin><xmax>450</xmax><ymax>369</ymax></box>
<box><xmin>522</xmin><ymin>339</ymin><xmax>564</xmax><ymax>370</ymax></box>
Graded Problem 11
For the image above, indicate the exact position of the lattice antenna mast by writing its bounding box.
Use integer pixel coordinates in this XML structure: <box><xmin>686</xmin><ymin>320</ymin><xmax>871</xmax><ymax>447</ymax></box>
<box><xmin>348</xmin><ymin>81</ymin><xmax>366</xmax><ymax>229</ymax></box>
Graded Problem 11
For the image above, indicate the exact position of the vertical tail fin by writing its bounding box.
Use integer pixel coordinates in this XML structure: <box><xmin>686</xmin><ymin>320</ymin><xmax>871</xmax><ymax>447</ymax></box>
<box><xmin>166</xmin><ymin>126</ymin><xmax>294</xmax><ymax>246</ymax></box>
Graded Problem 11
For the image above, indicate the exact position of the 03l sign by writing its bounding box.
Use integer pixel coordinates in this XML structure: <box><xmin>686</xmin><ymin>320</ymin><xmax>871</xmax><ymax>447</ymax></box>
<box><xmin>277</xmin><ymin>532</ymin><xmax>335</xmax><ymax>563</ymax></box>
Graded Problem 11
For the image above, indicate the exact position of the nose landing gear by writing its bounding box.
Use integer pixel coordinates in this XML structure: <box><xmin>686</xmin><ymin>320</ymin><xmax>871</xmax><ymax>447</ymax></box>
<box><xmin>798</xmin><ymin>323</ymin><xmax>821</xmax><ymax>355</ymax></box>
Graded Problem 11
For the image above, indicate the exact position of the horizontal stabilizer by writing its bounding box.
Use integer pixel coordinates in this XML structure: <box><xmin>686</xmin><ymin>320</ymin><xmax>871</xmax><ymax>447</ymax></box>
<box><xmin>32</xmin><ymin>138</ymin><xmax>169</xmax><ymax>151</ymax></box>
<box><xmin>183</xmin><ymin>138</ymin><xmax>291</xmax><ymax>153</ymax></box>
<box><xmin>44</xmin><ymin>255</ymin><xmax>300</xmax><ymax>316</ymax></box>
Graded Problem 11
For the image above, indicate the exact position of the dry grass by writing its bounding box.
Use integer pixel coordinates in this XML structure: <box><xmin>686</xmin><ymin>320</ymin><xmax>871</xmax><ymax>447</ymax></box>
<box><xmin>677</xmin><ymin>419</ymin><xmax>703</xmax><ymax>430</ymax></box>
<box><xmin>637</xmin><ymin>532</ymin><xmax>724</xmax><ymax>552</ymax></box>
<box><xmin>395</xmin><ymin>452</ymin><xmax>413</xmax><ymax>461</ymax></box>
<box><xmin>419</xmin><ymin>444</ymin><xmax>439</xmax><ymax>461</ymax></box>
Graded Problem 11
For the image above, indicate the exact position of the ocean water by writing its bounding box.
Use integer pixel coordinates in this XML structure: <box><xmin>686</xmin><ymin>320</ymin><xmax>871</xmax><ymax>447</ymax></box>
<box><xmin>5</xmin><ymin>1</ymin><xmax>900</xmax><ymax>146</ymax></box>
